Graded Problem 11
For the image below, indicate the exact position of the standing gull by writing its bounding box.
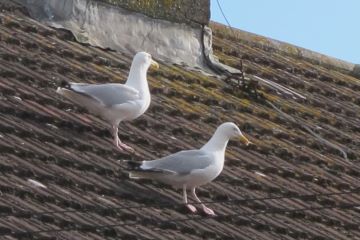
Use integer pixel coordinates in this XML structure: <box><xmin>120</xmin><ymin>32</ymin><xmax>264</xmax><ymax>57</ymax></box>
<box><xmin>56</xmin><ymin>52</ymin><xmax>159</xmax><ymax>152</ymax></box>
<box><xmin>129</xmin><ymin>122</ymin><xmax>251</xmax><ymax>215</ymax></box>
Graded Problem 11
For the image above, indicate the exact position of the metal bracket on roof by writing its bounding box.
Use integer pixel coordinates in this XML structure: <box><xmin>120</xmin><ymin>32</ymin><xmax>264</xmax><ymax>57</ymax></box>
<box><xmin>223</xmin><ymin>67</ymin><xmax>262</xmax><ymax>101</ymax></box>
<box><xmin>227</xmin><ymin>59</ymin><xmax>245</xmax><ymax>88</ymax></box>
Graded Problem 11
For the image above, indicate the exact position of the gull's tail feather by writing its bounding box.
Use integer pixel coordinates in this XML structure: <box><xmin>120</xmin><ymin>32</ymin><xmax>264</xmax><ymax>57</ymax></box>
<box><xmin>129</xmin><ymin>171</ymin><xmax>162</xmax><ymax>179</ymax></box>
<box><xmin>126</xmin><ymin>160</ymin><xmax>174</xmax><ymax>179</ymax></box>
<box><xmin>124</xmin><ymin>160</ymin><xmax>151</xmax><ymax>179</ymax></box>
<box><xmin>56</xmin><ymin>81</ymin><xmax>103</xmax><ymax>114</ymax></box>
<box><xmin>56</xmin><ymin>80</ymin><xmax>71</xmax><ymax>93</ymax></box>
<box><xmin>129</xmin><ymin>169</ymin><xmax>173</xmax><ymax>179</ymax></box>
<box><xmin>56</xmin><ymin>87</ymin><xmax>67</xmax><ymax>95</ymax></box>
<box><xmin>56</xmin><ymin>80</ymin><xmax>72</xmax><ymax>95</ymax></box>
<box><xmin>56</xmin><ymin>87</ymin><xmax>80</xmax><ymax>100</ymax></box>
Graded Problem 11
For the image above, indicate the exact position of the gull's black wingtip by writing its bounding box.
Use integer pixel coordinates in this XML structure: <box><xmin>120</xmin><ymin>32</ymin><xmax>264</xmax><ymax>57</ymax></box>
<box><xmin>123</xmin><ymin>160</ymin><xmax>142</xmax><ymax>171</ymax></box>
<box><xmin>59</xmin><ymin>80</ymin><xmax>71</xmax><ymax>89</ymax></box>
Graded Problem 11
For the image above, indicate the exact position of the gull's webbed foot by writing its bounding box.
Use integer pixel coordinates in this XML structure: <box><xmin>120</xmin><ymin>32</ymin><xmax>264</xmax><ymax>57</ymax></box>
<box><xmin>118</xmin><ymin>141</ymin><xmax>134</xmax><ymax>153</ymax></box>
<box><xmin>185</xmin><ymin>204</ymin><xmax>197</xmax><ymax>213</ymax></box>
<box><xmin>202</xmin><ymin>205</ymin><xmax>216</xmax><ymax>216</ymax></box>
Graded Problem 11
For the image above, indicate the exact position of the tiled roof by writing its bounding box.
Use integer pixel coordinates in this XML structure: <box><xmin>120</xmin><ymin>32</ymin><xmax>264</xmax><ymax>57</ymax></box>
<box><xmin>1</xmin><ymin>2</ymin><xmax>360</xmax><ymax>240</ymax></box>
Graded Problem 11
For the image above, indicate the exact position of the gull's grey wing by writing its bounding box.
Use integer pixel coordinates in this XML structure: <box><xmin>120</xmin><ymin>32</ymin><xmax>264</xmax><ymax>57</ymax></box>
<box><xmin>70</xmin><ymin>83</ymin><xmax>139</xmax><ymax>106</ymax></box>
<box><xmin>142</xmin><ymin>150</ymin><xmax>213</xmax><ymax>175</ymax></box>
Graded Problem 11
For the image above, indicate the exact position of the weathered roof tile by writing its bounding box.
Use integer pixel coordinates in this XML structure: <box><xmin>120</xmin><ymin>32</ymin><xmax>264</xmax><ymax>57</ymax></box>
<box><xmin>0</xmin><ymin>2</ymin><xmax>360</xmax><ymax>239</ymax></box>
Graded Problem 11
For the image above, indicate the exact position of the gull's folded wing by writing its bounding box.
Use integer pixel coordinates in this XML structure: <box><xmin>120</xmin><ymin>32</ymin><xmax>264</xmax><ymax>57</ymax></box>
<box><xmin>141</xmin><ymin>150</ymin><xmax>213</xmax><ymax>175</ymax></box>
<box><xmin>69</xmin><ymin>83</ymin><xmax>140</xmax><ymax>106</ymax></box>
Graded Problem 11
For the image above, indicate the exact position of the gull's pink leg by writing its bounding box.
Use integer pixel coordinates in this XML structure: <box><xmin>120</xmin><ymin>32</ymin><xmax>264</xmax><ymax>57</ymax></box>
<box><xmin>112</xmin><ymin>125</ymin><xmax>123</xmax><ymax>150</ymax></box>
<box><xmin>112</xmin><ymin>125</ymin><xmax>134</xmax><ymax>152</ymax></box>
<box><xmin>183</xmin><ymin>185</ymin><xmax>197</xmax><ymax>213</ymax></box>
<box><xmin>112</xmin><ymin>125</ymin><xmax>126</xmax><ymax>151</ymax></box>
<box><xmin>191</xmin><ymin>188</ymin><xmax>215</xmax><ymax>216</ymax></box>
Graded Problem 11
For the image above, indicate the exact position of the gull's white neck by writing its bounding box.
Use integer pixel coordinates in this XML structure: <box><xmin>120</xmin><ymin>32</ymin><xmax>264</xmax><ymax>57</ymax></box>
<box><xmin>201</xmin><ymin>128</ymin><xmax>229</xmax><ymax>153</ymax></box>
<box><xmin>125</xmin><ymin>63</ymin><xmax>149</xmax><ymax>96</ymax></box>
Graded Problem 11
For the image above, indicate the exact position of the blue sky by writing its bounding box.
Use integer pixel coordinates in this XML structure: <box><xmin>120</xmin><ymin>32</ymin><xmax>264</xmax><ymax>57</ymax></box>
<box><xmin>210</xmin><ymin>0</ymin><xmax>360</xmax><ymax>63</ymax></box>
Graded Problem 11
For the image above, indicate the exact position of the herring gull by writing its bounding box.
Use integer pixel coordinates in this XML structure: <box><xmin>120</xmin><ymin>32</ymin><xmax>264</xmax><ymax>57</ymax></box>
<box><xmin>129</xmin><ymin>122</ymin><xmax>251</xmax><ymax>215</ymax></box>
<box><xmin>56</xmin><ymin>52</ymin><xmax>159</xmax><ymax>152</ymax></box>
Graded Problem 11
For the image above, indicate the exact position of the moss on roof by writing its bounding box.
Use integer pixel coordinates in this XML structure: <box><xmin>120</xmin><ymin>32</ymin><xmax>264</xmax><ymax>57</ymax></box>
<box><xmin>96</xmin><ymin>0</ymin><xmax>210</xmax><ymax>25</ymax></box>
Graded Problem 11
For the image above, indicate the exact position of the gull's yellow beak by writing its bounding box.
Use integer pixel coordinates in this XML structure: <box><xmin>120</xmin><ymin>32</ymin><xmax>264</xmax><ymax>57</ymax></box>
<box><xmin>150</xmin><ymin>59</ymin><xmax>159</xmax><ymax>69</ymax></box>
<box><xmin>239</xmin><ymin>135</ymin><xmax>251</xmax><ymax>146</ymax></box>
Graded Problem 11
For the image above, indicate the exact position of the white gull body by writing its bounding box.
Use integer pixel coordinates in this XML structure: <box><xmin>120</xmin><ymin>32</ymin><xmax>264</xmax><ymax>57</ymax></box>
<box><xmin>56</xmin><ymin>52</ymin><xmax>159</xmax><ymax>151</ymax></box>
<box><xmin>129</xmin><ymin>122</ymin><xmax>250</xmax><ymax>215</ymax></box>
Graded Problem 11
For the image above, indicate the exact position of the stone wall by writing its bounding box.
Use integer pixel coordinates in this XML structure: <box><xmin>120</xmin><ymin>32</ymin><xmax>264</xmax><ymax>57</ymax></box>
<box><xmin>20</xmin><ymin>0</ymin><xmax>210</xmax><ymax>68</ymax></box>
<box><xmin>19</xmin><ymin>0</ymin><xmax>236</xmax><ymax>73</ymax></box>
<box><xmin>97</xmin><ymin>0</ymin><xmax>210</xmax><ymax>26</ymax></box>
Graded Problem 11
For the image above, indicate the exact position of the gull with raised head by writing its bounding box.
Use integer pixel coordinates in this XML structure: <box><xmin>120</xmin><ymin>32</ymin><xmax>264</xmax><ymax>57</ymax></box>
<box><xmin>56</xmin><ymin>52</ymin><xmax>159</xmax><ymax>152</ymax></box>
<box><xmin>129</xmin><ymin>122</ymin><xmax>251</xmax><ymax>215</ymax></box>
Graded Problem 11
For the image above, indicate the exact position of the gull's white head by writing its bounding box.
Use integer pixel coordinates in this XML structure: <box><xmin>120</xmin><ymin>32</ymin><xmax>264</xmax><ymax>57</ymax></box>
<box><xmin>218</xmin><ymin>122</ymin><xmax>251</xmax><ymax>145</ymax></box>
<box><xmin>132</xmin><ymin>52</ymin><xmax>159</xmax><ymax>70</ymax></box>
